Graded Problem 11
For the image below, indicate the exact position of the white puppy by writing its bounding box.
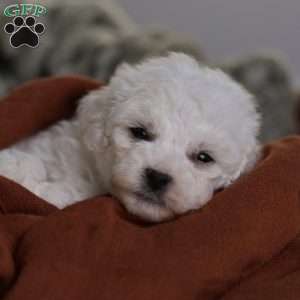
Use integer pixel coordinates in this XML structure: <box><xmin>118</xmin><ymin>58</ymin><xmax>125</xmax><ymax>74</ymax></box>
<box><xmin>0</xmin><ymin>53</ymin><xmax>260</xmax><ymax>222</ymax></box>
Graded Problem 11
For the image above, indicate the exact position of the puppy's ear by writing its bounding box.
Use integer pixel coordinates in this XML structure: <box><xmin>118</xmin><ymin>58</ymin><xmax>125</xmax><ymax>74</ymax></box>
<box><xmin>110</xmin><ymin>63</ymin><xmax>138</xmax><ymax>101</ymax></box>
<box><xmin>224</xmin><ymin>111</ymin><xmax>261</xmax><ymax>186</ymax></box>
<box><xmin>227</xmin><ymin>141</ymin><xmax>261</xmax><ymax>187</ymax></box>
<box><xmin>78</xmin><ymin>64</ymin><xmax>137</xmax><ymax>152</ymax></box>
<box><xmin>113</xmin><ymin>63</ymin><xmax>135</xmax><ymax>78</ymax></box>
<box><xmin>244</xmin><ymin>143</ymin><xmax>262</xmax><ymax>173</ymax></box>
<box><xmin>77</xmin><ymin>88</ymin><xmax>111</xmax><ymax>152</ymax></box>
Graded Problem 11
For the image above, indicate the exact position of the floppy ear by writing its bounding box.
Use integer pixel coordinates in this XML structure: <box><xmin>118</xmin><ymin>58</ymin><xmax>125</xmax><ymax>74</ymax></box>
<box><xmin>224</xmin><ymin>112</ymin><xmax>261</xmax><ymax>187</ymax></box>
<box><xmin>244</xmin><ymin>143</ymin><xmax>262</xmax><ymax>173</ymax></box>
<box><xmin>77</xmin><ymin>88</ymin><xmax>111</xmax><ymax>152</ymax></box>
<box><xmin>226</xmin><ymin>141</ymin><xmax>261</xmax><ymax>187</ymax></box>
<box><xmin>77</xmin><ymin>63</ymin><xmax>137</xmax><ymax>152</ymax></box>
<box><xmin>109</xmin><ymin>62</ymin><xmax>138</xmax><ymax>101</ymax></box>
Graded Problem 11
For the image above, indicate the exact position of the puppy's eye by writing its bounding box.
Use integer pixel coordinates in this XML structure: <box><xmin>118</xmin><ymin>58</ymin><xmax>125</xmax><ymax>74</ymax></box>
<box><xmin>129</xmin><ymin>127</ymin><xmax>153</xmax><ymax>141</ymax></box>
<box><xmin>196</xmin><ymin>151</ymin><xmax>214</xmax><ymax>163</ymax></box>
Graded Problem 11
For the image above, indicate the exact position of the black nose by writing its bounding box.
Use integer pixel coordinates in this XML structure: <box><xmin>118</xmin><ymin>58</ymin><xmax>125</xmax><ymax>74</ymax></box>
<box><xmin>144</xmin><ymin>168</ymin><xmax>172</xmax><ymax>193</ymax></box>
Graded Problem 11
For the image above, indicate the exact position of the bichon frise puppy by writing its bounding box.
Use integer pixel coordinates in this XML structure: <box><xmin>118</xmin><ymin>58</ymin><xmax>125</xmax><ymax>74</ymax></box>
<box><xmin>0</xmin><ymin>53</ymin><xmax>260</xmax><ymax>222</ymax></box>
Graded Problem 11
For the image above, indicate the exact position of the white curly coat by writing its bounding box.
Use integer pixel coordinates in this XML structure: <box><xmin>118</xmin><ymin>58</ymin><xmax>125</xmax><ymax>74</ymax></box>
<box><xmin>0</xmin><ymin>53</ymin><xmax>260</xmax><ymax>222</ymax></box>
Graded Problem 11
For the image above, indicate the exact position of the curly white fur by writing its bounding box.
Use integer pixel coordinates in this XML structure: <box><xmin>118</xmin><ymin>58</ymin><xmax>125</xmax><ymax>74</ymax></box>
<box><xmin>0</xmin><ymin>53</ymin><xmax>260</xmax><ymax>222</ymax></box>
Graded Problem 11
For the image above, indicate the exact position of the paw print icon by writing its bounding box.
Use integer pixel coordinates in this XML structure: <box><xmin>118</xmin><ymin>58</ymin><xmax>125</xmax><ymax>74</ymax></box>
<box><xmin>4</xmin><ymin>16</ymin><xmax>45</xmax><ymax>48</ymax></box>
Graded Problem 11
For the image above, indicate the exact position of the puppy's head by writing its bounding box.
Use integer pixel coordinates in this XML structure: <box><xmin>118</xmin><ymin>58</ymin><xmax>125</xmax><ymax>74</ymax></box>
<box><xmin>78</xmin><ymin>53</ymin><xmax>260</xmax><ymax>222</ymax></box>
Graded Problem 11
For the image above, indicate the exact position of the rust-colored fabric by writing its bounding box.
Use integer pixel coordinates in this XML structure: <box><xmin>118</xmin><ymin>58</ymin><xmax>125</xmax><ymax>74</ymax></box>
<box><xmin>0</xmin><ymin>76</ymin><xmax>300</xmax><ymax>300</ymax></box>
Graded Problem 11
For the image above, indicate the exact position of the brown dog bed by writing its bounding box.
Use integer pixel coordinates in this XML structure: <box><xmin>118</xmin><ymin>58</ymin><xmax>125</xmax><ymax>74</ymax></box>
<box><xmin>0</xmin><ymin>76</ymin><xmax>300</xmax><ymax>300</ymax></box>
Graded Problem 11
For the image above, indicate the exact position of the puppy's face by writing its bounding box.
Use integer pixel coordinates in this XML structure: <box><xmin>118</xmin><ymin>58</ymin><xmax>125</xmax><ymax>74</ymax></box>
<box><xmin>79</xmin><ymin>53</ymin><xmax>260</xmax><ymax>222</ymax></box>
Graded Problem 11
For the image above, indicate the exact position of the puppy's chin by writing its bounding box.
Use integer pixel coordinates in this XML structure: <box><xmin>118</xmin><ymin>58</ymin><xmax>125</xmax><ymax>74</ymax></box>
<box><xmin>113</xmin><ymin>189</ymin><xmax>175</xmax><ymax>222</ymax></box>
